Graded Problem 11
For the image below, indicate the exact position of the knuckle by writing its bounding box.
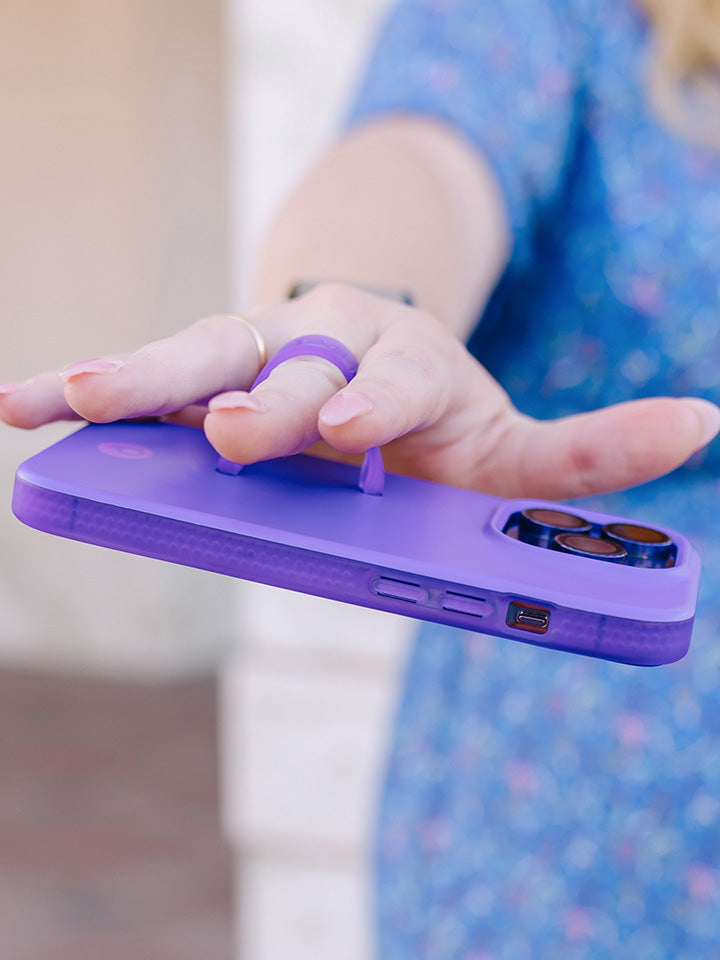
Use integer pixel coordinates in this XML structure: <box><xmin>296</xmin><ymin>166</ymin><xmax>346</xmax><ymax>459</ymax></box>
<box><xmin>411</xmin><ymin>308</ymin><xmax>445</xmax><ymax>336</ymax></box>
<box><xmin>194</xmin><ymin>313</ymin><xmax>223</xmax><ymax>328</ymax></box>
<box><xmin>566</xmin><ymin>433</ymin><xmax>604</xmax><ymax>497</ymax></box>
<box><xmin>380</xmin><ymin>347</ymin><xmax>437</xmax><ymax>387</ymax></box>
<box><xmin>191</xmin><ymin>313</ymin><xmax>236</xmax><ymax>347</ymax></box>
<box><xmin>187</xmin><ymin>314</ymin><xmax>249</xmax><ymax>354</ymax></box>
<box><xmin>281</xmin><ymin>355</ymin><xmax>347</xmax><ymax>393</ymax></box>
<box><xmin>393</xmin><ymin>311</ymin><xmax>464</xmax><ymax>364</ymax></box>
<box><xmin>375</xmin><ymin>334</ymin><xmax>458</xmax><ymax>410</ymax></box>
<box><xmin>300</xmin><ymin>281</ymin><xmax>363</xmax><ymax>313</ymax></box>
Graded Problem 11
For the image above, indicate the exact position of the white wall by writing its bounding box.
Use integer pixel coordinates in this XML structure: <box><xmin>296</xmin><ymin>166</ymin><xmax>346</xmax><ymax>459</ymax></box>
<box><xmin>0</xmin><ymin>0</ymin><xmax>233</xmax><ymax>676</ymax></box>
<box><xmin>2</xmin><ymin>2</ymin><xmax>410</xmax><ymax>953</ymax></box>
<box><xmin>222</xmin><ymin>2</ymin><xmax>410</xmax><ymax>958</ymax></box>
<box><xmin>228</xmin><ymin>0</ymin><xmax>393</xmax><ymax>301</ymax></box>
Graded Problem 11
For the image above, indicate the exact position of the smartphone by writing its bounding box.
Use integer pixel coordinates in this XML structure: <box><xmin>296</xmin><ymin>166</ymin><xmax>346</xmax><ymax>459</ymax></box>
<box><xmin>12</xmin><ymin>421</ymin><xmax>700</xmax><ymax>666</ymax></box>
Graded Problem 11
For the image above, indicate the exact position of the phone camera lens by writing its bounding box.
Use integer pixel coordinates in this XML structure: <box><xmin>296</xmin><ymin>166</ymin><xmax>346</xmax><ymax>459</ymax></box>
<box><xmin>601</xmin><ymin>522</ymin><xmax>673</xmax><ymax>568</ymax></box>
<box><xmin>518</xmin><ymin>508</ymin><xmax>592</xmax><ymax>548</ymax></box>
<box><xmin>553</xmin><ymin>532</ymin><xmax>628</xmax><ymax>563</ymax></box>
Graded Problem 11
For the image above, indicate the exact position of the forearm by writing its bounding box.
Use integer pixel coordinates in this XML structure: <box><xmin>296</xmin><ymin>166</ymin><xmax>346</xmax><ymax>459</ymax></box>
<box><xmin>253</xmin><ymin>115</ymin><xmax>510</xmax><ymax>341</ymax></box>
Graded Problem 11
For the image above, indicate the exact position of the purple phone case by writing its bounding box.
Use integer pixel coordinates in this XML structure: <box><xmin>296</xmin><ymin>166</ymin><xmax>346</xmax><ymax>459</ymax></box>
<box><xmin>12</xmin><ymin>422</ymin><xmax>700</xmax><ymax>666</ymax></box>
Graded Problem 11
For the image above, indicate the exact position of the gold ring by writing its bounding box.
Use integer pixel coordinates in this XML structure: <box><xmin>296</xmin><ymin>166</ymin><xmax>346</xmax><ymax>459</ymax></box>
<box><xmin>226</xmin><ymin>313</ymin><xmax>268</xmax><ymax>370</ymax></box>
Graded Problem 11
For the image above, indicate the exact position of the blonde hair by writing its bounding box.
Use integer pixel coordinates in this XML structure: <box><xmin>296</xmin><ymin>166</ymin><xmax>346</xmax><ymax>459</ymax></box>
<box><xmin>640</xmin><ymin>0</ymin><xmax>720</xmax><ymax>145</ymax></box>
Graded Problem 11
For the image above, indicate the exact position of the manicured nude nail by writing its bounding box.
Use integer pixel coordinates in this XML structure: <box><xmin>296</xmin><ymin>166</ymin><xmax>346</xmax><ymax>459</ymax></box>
<box><xmin>57</xmin><ymin>358</ymin><xmax>124</xmax><ymax>381</ymax></box>
<box><xmin>319</xmin><ymin>391</ymin><xmax>373</xmax><ymax>426</ymax></box>
<box><xmin>0</xmin><ymin>381</ymin><xmax>27</xmax><ymax>395</ymax></box>
<box><xmin>690</xmin><ymin>398</ymin><xmax>720</xmax><ymax>446</ymax></box>
<box><xmin>208</xmin><ymin>392</ymin><xmax>268</xmax><ymax>413</ymax></box>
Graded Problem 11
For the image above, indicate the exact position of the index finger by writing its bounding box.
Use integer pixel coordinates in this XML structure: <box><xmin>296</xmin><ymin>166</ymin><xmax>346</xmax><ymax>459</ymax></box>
<box><xmin>58</xmin><ymin>314</ymin><xmax>268</xmax><ymax>423</ymax></box>
<box><xmin>0</xmin><ymin>371</ymin><xmax>83</xmax><ymax>429</ymax></box>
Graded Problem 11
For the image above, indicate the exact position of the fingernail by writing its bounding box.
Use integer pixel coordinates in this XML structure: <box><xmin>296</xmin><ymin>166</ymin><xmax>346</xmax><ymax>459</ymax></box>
<box><xmin>690</xmin><ymin>398</ymin><xmax>720</xmax><ymax>446</ymax></box>
<box><xmin>208</xmin><ymin>391</ymin><xmax>268</xmax><ymax>413</ymax></box>
<box><xmin>0</xmin><ymin>381</ymin><xmax>28</xmax><ymax>395</ymax></box>
<box><xmin>319</xmin><ymin>391</ymin><xmax>373</xmax><ymax>426</ymax></box>
<box><xmin>58</xmin><ymin>358</ymin><xmax>124</xmax><ymax>381</ymax></box>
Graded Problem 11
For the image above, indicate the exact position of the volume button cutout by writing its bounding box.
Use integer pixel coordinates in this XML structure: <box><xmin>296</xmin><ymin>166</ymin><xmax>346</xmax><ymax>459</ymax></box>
<box><xmin>371</xmin><ymin>578</ymin><xmax>427</xmax><ymax>603</ymax></box>
<box><xmin>441</xmin><ymin>593</ymin><xmax>489</xmax><ymax>617</ymax></box>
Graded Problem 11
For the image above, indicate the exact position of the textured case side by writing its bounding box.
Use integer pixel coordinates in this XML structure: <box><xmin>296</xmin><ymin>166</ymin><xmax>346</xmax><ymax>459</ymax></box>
<box><xmin>12</xmin><ymin>477</ymin><xmax>693</xmax><ymax>666</ymax></box>
<box><xmin>13</xmin><ymin>422</ymin><xmax>701</xmax><ymax>623</ymax></box>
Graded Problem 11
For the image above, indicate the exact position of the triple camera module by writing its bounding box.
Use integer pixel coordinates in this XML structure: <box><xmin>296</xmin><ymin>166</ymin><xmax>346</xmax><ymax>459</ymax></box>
<box><xmin>506</xmin><ymin>507</ymin><xmax>675</xmax><ymax>568</ymax></box>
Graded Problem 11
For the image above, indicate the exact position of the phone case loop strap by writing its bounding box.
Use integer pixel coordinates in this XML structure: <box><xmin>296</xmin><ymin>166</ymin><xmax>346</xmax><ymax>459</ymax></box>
<box><xmin>216</xmin><ymin>335</ymin><xmax>384</xmax><ymax>494</ymax></box>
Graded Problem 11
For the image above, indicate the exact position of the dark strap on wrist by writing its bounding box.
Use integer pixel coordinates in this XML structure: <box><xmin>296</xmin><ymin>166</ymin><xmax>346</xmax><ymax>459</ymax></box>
<box><xmin>288</xmin><ymin>279</ymin><xmax>414</xmax><ymax>306</ymax></box>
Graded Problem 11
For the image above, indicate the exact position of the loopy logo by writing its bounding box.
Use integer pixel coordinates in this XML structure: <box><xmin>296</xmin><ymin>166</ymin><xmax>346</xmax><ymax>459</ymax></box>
<box><xmin>98</xmin><ymin>441</ymin><xmax>153</xmax><ymax>460</ymax></box>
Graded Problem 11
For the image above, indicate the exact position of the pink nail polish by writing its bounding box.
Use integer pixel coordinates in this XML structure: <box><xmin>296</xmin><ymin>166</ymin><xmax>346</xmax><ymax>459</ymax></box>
<box><xmin>319</xmin><ymin>391</ymin><xmax>373</xmax><ymax>426</ymax></box>
<box><xmin>58</xmin><ymin>358</ymin><xmax>124</xmax><ymax>381</ymax></box>
<box><xmin>0</xmin><ymin>381</ymin><xmax>26</xmax><ymax>395</ymax></box>
<box><xmin>208</xmin><ymin>392</ymin><xmax>268</xmax><ymax>413</ymax></box>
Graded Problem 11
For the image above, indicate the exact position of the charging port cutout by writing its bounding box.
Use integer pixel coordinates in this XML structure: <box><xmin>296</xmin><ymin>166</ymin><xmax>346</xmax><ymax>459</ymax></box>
<box><xmin>507</xmin><ymin>601</ymin><xmax>551</xmax><ymax>634</ymax></box>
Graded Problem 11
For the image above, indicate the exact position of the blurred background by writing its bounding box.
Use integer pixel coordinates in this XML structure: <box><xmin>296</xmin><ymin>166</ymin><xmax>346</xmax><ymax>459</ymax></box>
<box><xmin>0</xmin><ymin>1</ymin><xmax>411</xmax><ymax>958</ymax></box>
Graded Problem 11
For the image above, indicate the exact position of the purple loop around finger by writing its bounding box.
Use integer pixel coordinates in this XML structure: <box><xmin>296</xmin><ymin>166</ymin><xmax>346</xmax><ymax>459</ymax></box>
<box><xmin>217</xmin><ymin>335</ymin><xmax>384</xmax><ymax>494</ymax></box>
<box><xmin>249</xmin><ymin>335</ymin><xmax>359</xmax><ymax>390</ymax></box>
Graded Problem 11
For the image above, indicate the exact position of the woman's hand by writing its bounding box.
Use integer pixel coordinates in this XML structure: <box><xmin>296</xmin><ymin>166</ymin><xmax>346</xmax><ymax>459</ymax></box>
<box><xmin>1</xmin><ymin>283</ymin><xmax>718</xmax><ymax>500</ymax></box>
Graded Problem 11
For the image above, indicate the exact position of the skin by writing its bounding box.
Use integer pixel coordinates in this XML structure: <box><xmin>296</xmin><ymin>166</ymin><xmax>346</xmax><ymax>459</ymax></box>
<box><xmin>1</xmin><ymin>116</ymin><xmax>718</xmax><ymax>499</ymax></box>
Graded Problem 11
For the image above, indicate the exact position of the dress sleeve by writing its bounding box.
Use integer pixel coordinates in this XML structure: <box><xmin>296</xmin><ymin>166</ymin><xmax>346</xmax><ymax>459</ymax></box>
<box><xmin>345</xmin><ymin>0</ymin><xmax>588</xmax><ymax>264</ymax></box>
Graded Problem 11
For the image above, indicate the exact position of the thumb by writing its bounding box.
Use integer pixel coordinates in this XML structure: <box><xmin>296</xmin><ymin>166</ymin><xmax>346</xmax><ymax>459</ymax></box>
<box><xmin>502</xmin><ymin>396</ymin><xmax>720</xmax><ymax>500</ymax></box>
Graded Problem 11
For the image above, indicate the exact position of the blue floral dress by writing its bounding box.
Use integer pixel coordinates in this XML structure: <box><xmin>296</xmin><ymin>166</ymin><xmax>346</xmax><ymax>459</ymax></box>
<box><xmin>347</xmin><ymin>1</ymin><xmax>720</xmax><ymax>957</ymax></box>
